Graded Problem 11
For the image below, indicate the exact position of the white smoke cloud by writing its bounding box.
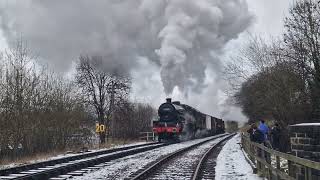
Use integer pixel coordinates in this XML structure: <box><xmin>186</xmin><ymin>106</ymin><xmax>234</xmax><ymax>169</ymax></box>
<box><xmin>153</xmin><ymin>0</ymin><xmax>253</xmax><ymax>94</ymax></box>
<box><xmin>0</xmin><ymin>0</ymin><xmax>253</xmax><ymax>122</ymax></box>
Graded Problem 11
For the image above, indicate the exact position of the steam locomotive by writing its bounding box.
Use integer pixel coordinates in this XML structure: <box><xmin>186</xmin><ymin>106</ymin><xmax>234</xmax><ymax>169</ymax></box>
<box><xmin>153</xmin><ymin>98</ymin><xmax>225</xmax><ymax>142</ymax></box>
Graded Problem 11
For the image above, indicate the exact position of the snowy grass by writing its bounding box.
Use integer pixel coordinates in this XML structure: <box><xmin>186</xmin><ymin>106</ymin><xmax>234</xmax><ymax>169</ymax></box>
<box><xmin>0</xmin><ymin>150</ymin><xmax>70</xmax><ymax>170</ymax></box>
<box><xmin>0</xmin><ymin>140</ymin><xmax>148</xmax><ymax>170</ymax></box>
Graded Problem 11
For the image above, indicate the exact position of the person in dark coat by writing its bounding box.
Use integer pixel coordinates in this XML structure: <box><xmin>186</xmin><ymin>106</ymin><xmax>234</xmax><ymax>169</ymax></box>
<box><xmin>271</xmin><ymin>123</ymin><xmax>281</xmax><ymax>150</ymax></box>
<box><xmin>247</xmin><ymin>124</ymin><xmax>264</xmax><ymax>144</ymax></box>
<box><xmin>248</xmin><ymin>124</ymin><xmax>270</xmax><ymax>163</ymax></box>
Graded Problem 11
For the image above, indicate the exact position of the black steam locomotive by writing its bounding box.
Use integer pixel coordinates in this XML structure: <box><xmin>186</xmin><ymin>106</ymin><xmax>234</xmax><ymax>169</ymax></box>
<box><xmin>153</xmin><ymin>98</ymin><xmax>225</xmax><ymax>142</ymax></box>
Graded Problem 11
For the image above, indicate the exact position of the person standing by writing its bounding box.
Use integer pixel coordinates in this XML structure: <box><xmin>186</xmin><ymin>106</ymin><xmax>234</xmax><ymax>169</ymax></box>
<box><xmin>258</xmin><ymin>120</ymin><xmax>273</xmax><ymax>148</ymax></box>
<box><xmin>271</xmin><ymin>123</ymin><xmax>281</xmax><ymax>150</ymax></box>
<box><xmin>247</xmin><ymin>124</ymin><xmax>264</xmax><ymax>144</ymax></box>
<box><xmin>258</xmin><ymin>120</ymin><xmax>269</xmax><ymax>141</ymax></box>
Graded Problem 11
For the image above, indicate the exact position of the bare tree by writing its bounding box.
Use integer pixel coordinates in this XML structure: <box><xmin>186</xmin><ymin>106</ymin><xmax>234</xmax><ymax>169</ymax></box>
<box><xmin>225</xmin><ymin>35</ymin><xmax>311</xmax><ymax>126</ymax></box>
<box><xmin>223</xmin><ymin>0</ymin><xmax>320</xmax><ymax>151</ymax></box>
<box><xmin>0</xmin><ymin>39</ymin><xmax>91</xmax><ymax>161</ymax></box>
<box><xmin>235</xmin><ymin>62</ymin><xmax>310</xmax><ymax>125</ymax></box>
<box><xmin>284</xmin><ymin>0</ymin><xmax>320</xmax><ymax>120</ymax></box>
<box><xmin>75</xmin><ymin>55</ymin><xmax>131</xmax><ymax>144</ymax></box>
<box><xmin>111</xmin><ymin>101</ymin><xmax>156</xmax><ymax>139</ymax></box>
<box><xmin>235</xmin><ymin>62</ymin><xmax>310</xmax><ymax>151</ymax></box>
<box><xmin>224</xmin><ymin>36</ymin><xmax>283</xmax><ymax>95</ymax></box>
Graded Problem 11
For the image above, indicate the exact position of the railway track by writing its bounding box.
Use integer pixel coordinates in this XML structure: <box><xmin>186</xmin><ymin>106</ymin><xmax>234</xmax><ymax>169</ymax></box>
<box><xmin>0</xmin><ymin>142</ymin><xmax>166</xmax><ymax>180</ymax></box>
<box><xmin>130</xmin><ymin>133</ymin><xmax>235</xmax><ymax>180</ymax></box>
<box><xmin>191</xmin><ymin>134</ymin><xmax>234</xmax><ymax>180</ymax></box>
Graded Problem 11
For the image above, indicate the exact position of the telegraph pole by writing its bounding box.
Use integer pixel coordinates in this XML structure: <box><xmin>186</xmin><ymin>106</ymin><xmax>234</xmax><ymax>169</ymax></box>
<box><xmin>108</xmin><ymin>80</ymin><xmax>115</xmax><ymax>140</ymax></box>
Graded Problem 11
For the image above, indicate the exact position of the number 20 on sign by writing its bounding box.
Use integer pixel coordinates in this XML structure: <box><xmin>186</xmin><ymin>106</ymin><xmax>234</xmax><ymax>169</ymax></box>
<box><xmin>96</xmin><ymin>123</ymin><xmax>106</xmax><ymax>133</ymax></box>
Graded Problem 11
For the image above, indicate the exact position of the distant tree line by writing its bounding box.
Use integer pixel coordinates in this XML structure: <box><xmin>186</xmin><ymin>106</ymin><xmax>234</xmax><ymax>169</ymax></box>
<box><xmin>111</xmin><ymin>102</ymin><xmax>155</xmax><ymax>139</ymax></box>
<box><xmin>226</xmin><ymin>0</ymin><xmax>320</xmax><ymax>127</ymax></box>
<box><xmin>0</xmin><ymin>41</ymin><xmax>90</xmax><ymax>160</ymax></box>
<box><xmin>225</xmin><ymin>121</ymin><xmax>239</xmax><ymax>133</ymax></box>
<box><xmin>0</xmin><ymin>40</ymin><xmax>156</xmax><ymax>161</ymax></box>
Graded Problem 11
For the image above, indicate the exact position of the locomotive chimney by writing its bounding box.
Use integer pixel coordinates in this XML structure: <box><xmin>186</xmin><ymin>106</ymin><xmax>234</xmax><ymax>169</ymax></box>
<box><xmin>166</xmin><ymin>98</ymin><xmax>172</xmax><ymax>103</ymax></box>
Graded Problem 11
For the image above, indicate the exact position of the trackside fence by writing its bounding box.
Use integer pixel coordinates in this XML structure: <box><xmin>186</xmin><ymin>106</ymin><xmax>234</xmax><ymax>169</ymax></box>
<box><xmin>241</xmin><ymin>134</ymin><xmax>320</xmax><ymax>180</ymax></box>
<box><xmin>139</xmin><ymin>132</ymin><xmax>155</xmax><ymax>142</ymax></box>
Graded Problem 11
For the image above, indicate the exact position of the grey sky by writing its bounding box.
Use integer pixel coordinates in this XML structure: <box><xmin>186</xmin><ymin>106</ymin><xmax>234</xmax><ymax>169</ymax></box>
<box><xmin>246</xmin><ymin>0</ymin><xmax>291</xmax><ymax>36</ymax></box>
<box><xmin>0</xmin><ymin>0</ymin><xmax>292</xmax><ymax>123</ymax></box>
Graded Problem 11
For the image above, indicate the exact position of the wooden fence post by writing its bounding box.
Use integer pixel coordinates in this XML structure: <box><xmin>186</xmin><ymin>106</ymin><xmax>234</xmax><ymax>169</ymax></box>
<box><xmin>257</xmin><ymin>147</ymin><xmax>262</xmax><ymax>175</ymax></box>
<box><xmin>241</xmin><ymin>133</ymin><xmax>320</xmax><ymax>180</ymax></box>
<box><xmin>267</xmin><ymin>152</ymin><xmax>272</xmax><ymax>180</ymax></box>
<box><xmin>276</xmin><ymin>156</ymin><xmax>281</xmax><ymax>180</ymax></box>
<box><xmin>152</xmin><ymin>132</ymin><xmax>155</xmax><ymax>141</ymax></box>
<box><xmin>305</xmin><ymin>167</ymin><xmax>312</xmax><ymax>180</ymax></box>
<box><xmin>288</xmin><ymin>160</ymin><xmax>294</xmax><ymax>178</ymax></box>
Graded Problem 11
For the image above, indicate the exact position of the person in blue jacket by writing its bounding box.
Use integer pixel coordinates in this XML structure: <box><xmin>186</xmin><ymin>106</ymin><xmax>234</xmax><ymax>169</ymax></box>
<box><xmin>258</xmin><ymin>120</ymin><xmax>269</xmax><ymax>142</ymax></box>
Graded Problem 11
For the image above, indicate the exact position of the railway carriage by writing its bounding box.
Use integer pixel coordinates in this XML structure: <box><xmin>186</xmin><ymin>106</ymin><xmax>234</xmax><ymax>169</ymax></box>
<box><xmin>153</xmin><ymin>98</ymin><xmax>225</xmax><ymax>142</ymax></box>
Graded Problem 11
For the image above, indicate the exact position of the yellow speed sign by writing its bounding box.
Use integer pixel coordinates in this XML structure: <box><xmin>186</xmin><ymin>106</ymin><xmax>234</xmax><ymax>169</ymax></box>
<box><xmin>96</xmin><ymin>123</ymin><xmax>106</xmax><ymax>133</ymax></box>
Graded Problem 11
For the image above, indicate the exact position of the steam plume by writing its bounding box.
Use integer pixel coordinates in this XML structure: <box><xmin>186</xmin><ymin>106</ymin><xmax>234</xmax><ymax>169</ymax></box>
<box><xmin>0</xmin><ymin>0</ymin><xmax>252</xmax><ymax>95</ymax></box>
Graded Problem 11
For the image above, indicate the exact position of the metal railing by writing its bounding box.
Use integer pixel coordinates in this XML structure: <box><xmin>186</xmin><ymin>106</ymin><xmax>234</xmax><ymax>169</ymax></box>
<box><xmin>241</xmin><ymin>134</ymin><xmax>320</xmax><ymax>180</ymax></box>
<box><xmin>139</xmin><ymin>132</ymin><xmax>155</xmax><ymax>142</ymax></box>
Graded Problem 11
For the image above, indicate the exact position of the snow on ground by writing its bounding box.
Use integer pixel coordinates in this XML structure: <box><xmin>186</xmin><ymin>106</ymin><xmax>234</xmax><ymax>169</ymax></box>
<box><xmin>0</xmin><ymin>152</ymin><xmax>80</xmax><ymax>170</ymax></box>
<box><xmin>0</xmin><ymin>141</ymin><xmax>148</xmax><ymax>170</ymax></box>
<box><xmin>291</xmin><ymin>123</ymin><xmax>320</xmax><ymax>126</ymax></box>
<box><xmin>215</xmin><ymin>134</ymin><xmax>262</xmax><ymax>180</ymax></box>
<box><xmin>71</xmin><ymin>134</ymin><xmax>228</xmax><ymax>180</ymax></box>
<box><xmin>0</xmin><ymin>163</ymin><xmax>16</xmax><ymax>170</ymax></box>
<box><xmin>150</xmin><ymin>137</ymin><xmax>224</xmax><ymax>179</ymax></box>
<box><xmin>271</xmin><ymin>156</ymin><xmax>288</xmax><ymax>173</ymax></box>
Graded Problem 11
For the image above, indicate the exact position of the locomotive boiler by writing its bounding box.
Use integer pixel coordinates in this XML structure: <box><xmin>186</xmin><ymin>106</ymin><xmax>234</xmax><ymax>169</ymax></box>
<box><xmin>153</xmin><ymin>98</ymin><xmax>225</xmax><ymax>142</ymax></box>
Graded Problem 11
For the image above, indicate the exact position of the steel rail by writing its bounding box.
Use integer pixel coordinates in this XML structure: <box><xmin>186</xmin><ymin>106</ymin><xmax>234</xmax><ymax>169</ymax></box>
<box><xmin>130</xmin><ymin>133</ymin><xmax>231</xmax><ymax>180</ymax></box>
<box><xmin>191</xmin><ymin>133</ymin><xmax>236</xmax><ymax>180</ymax></box>
<box><xmin>0</xmin><ymin>142</ymin><xmax>164</xmax><ymax>180</ymax></box>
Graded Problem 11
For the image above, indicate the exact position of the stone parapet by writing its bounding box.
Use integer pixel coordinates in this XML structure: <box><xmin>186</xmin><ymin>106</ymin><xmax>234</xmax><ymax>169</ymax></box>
<box><xmin>289</xmin><ymin>123</ymin><xmax>320</xmax><ymax>179</ymax></box>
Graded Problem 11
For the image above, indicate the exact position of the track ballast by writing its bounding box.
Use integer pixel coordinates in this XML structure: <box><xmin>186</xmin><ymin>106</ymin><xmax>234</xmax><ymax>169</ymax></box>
<box><xmin>130</xmin><ymin>133</ymin><xmax>234</xmax><ymax>180</ymax></box>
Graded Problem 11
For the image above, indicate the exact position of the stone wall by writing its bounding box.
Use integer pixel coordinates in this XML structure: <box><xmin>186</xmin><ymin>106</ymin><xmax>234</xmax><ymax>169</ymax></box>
<box><xmin>289</xmin><ymin>123</ymin><xmax>320</xmax><ymax>179</ymax></box>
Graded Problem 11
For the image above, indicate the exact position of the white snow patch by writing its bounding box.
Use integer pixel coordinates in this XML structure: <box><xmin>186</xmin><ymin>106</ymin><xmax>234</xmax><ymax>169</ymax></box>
<box><xmin>71</xmin><ymin>134</ymin><xmax>228</xmax><ymax>180</ymax></box>
<box><xmin>151</xmin><ymin>137</ymin><xmax>224</xmax><ymax>179</ymax></box>
<box><xmin>0</xmin><ymin>141</ymin><xmax>148</xmax><ymax>170</ymax></box>
<box><xmin>0</xmin><ymin>163</ymin><xmax>16</xmax><ymax>170</ymax></box>
<box><xmin>291</xmin><ymin>123</ymin><xmax>320</xmax><ymax>126</ymax></box>
<box><xmin>215</xmin><ymin>134</ymin><xmax>262</xmax><ymax>180</ymax></box>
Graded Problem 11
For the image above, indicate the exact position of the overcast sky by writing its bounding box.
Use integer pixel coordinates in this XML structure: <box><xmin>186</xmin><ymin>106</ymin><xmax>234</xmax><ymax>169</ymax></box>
<box><xmin>247</xmin><ymin>0</ymin><xmax>291</xmax><ymax>36</ymax></box>
<box><xmin>0</xmin><ymin>0</ymin><xmax>292</xmax><ymax>123</ymax></box>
